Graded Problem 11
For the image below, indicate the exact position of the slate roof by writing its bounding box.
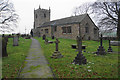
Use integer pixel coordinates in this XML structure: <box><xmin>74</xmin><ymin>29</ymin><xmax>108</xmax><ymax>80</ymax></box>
<box><xmin>40</xmin><ymin>14</ymin><xmax>88</xmax><ymax>27</ymax></box>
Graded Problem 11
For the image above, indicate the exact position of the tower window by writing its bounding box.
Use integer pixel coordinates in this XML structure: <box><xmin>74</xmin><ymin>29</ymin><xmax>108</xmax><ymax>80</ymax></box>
<box><xmin>44</xmin><ymin>13</ymin><xmax>46</xmax><ymax>18</ymax></box>
<box><xmin>36</xmin><ymin>14</ymin><xmax>37</xmax><ymax>18</ymax></box>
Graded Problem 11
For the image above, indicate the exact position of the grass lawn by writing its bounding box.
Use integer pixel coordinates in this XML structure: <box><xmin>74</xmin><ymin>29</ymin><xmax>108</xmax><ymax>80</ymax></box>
<box><xmin>2</xmin><ymin>37</ymin><xmax>32</xmax><ymax>78</ymax></box>
<box><xmin>36</xmin><ymin>37</ymin><xmax>119</xmax><ymax>78</ymax></box>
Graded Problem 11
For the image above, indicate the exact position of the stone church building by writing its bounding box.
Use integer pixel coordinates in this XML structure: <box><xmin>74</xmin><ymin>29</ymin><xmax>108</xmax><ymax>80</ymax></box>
<box><xmin>32</xmin><ymin>7</ymin><xmax>99</xmax><ymax>40</ymax></box>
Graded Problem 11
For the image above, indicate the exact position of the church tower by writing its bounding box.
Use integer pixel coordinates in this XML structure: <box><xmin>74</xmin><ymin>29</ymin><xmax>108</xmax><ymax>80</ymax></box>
<box><xmin>34</xmin><ymin>6</ymin><xmax>50</xmax><ymax>29</ymax></box>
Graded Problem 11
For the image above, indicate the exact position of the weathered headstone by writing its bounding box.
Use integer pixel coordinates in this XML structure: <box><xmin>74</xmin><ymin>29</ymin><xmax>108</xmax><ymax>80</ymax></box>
<box><xmin>17</xmin><ymin>33</ymin><xmax>20</xmax><ymax>41</ymax></box>
<box><xmin>107</xmin><ymin>39</ymin><xmax>113</xmax><ymax>52</ymax></box>
<box><xmin>2</xmin><ymin>35</ymin><xmax>8</xmax><ymax>57</ymax></box>
<box><xmin>51</xmin><ymin>38</ymin><xmax>63</xmax><ymax>59</ymax></box>
<box><xmin>52</xmin><ymin>36</ymin><xmax>54</xmax><ymax>39</ymax></box>
<box><xmin>110</xmin><ymin>41</ymin><xmax>120</xmax><ymax>46</ymax></box>
<box><xmin>72</xmin><ymin>36</ymin><xmax>87</xmax><ymax>65</ymax></box>
<box><xmin>13</xmin><ymin>36</ymin><xmax>19</xmax><ymax>46</ymax></box>
<box><xmin>42</xmin><ymin>34</ymin><xmax>46</xmax><ymax>40</ymax></box>
<box><xmin>96</xmin><ymin>34</ymin><xmax>106</xmax><ymax>55</ymax></box>
<box><xmin>25</xmin><ymin>34</ymin><xmax>31</xmax><ymax>39</ymax></box>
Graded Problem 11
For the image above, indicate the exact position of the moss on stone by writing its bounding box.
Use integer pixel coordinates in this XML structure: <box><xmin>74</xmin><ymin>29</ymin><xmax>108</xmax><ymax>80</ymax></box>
<box><xmin>30</xmin><ymin>65</ymin><xmax>41</xmax><ymax>70</ymax></box>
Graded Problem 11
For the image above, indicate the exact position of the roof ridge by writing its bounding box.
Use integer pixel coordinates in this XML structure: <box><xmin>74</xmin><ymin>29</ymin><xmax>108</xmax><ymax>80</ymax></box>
<box><xmin>40</xmin><ymin>13</ymin><xmax>88</xmax><ymax>27</ymax></box>
<box><xmin>50</xmin><ymin>13</ymin><xmax>88</xmax><ymax>22</ymax></box>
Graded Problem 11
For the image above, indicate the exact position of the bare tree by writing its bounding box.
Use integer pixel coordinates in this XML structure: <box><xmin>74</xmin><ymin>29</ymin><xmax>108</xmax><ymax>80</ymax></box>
<box><xmin>91</xmin><ymin>1</ymin><xmax>120</xmax><ymax>36</ymax></box>
<box><xmin>72</xmin><ymin>1</ymin><xmax>120</xmax><ymax>39</ymax></box>
<box><xmin>0</xmin><ymin>0</ymin><xmax>19</xmax><ymax>33</ymax></box>
<box><xmin>72</xmin><ymin>2</ymin><xmax>93</xmax><ymax>16</ymax></box>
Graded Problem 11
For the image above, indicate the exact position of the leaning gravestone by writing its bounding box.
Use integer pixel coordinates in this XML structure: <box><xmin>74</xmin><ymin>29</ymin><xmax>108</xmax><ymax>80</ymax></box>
<box><xmin>51</xmin><ymin>38</ymin><xmax>63</xmax><ymax>59</ymax></box>
<box><xmin>13</xmin><ymin>35</ymin><xmax>19</xmax><ymax>46</ymax></box>
<box><xmin>72</xmin><ymin>36</ymin><xmax>87</xmax><ymax>65</ymax></box>
<box><xmin>2</xmin><ymin>35</ymin><xmax>8</xmax><ymax>57</ymax></box>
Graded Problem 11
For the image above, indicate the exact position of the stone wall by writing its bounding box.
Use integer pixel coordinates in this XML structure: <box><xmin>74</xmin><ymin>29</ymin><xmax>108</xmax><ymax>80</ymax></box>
<box><xmin>34</xmin><ymin>13</ymin><xmax>99</xmax><ymax>40</ymax></box>
<box><xmin>40</xmin><ymin>26</ymin><xmax>51</xmax><ymax>37</ymax></box>
<box><xmin>39</xmin><ymin>19</ymin><xmax>99</xmax><ymax>40</ymax></box>
<box><xmin>80</xmin><ymin>15</ymin><xmax>99</xmax><ymax>40</ymax></box>
<box><xmin>53</xmin><ymin>24</ymin><xmax>79</xmax><ymax>40</ymax></box>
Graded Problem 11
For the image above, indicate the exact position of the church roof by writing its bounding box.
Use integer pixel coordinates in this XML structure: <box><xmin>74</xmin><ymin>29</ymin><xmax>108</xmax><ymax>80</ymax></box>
<box><xmin>40</xmin><ymin>14</ymin><xmax>88</xmax><ymax>27</ymax></box>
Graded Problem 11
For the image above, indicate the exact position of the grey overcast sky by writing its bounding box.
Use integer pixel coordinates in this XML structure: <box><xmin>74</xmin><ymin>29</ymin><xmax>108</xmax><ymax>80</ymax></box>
<box><xmin>12</xmin><ymin>0</ymin><xmax>96</xmax><ymax>34</ymax></box>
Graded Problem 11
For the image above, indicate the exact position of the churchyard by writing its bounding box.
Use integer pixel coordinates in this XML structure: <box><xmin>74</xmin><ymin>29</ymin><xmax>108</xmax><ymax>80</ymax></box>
<box><xmin>2</xmin><ymin>36</ymin><xmax>32</xmax><ymax>78</ymax></box>
<box><xmin>1</xmin><ymin>35</ymin><xmax>119</xmax><ymax>78</ymax></box>
<box><xmin>35</xmin><ymin>37</ymin><xmax>119</xmax><ymax>78</ymax></box>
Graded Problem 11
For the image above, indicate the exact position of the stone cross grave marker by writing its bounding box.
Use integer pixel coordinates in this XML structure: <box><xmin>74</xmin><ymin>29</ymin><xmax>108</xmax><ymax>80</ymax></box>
<box><xmin>107</xmin><ymin>39</ymin><xmax>113</xmax><ymax>52</ymax></box>
<box><xmin>96</xmin><ymin>34</ymin><xmax>106</xmax><ymax>55</ymax></box>
<box><xmin>2</xmin><ymin>35</ymin><xmax>8</xmax><ymax>57</ymax></box>
<box><xmin>72</xmin><ymin>36</ymin><xmax>87</xmax><ymax>65</ymax></box>
<box><xmin>55</xmin><ymin>39</ymin><xmax>59</xmax><ymax>51</ymax></box>
<box><xmin>51</xmin><ymin>38</ymin><xmax>63</xmax><ymax>59</ymax></box>
<box><xmin>13</xmin><ymin>35</ymin><xmax>19</xmax><ymax>46</ymax></box>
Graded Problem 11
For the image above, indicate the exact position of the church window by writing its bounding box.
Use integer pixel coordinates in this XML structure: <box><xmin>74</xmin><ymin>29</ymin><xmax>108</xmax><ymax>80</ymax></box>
<box><xmin>54</xmin><ymin>26</ymin><xmax>57</xmax><ymax>32</ymax></box>
<box><xmin>45</xmin><ymin>29</ymin><xmax>48</xmax><ymax>33</ymax></box>
<box><xmin>67</xmin><ymin>26</ymin><xmax>72</xmax><ymax>33</ymax></box>
<box><xmin>62</xmin><ymin>26</ymin><xmax>72</xmax><ymax>34</ymax></box>
<box><xmin>44</xmin><ymin>13</ymin><xmax>46</xmax><ymax>18</ymax></box>
<box><xmin>62</xmin><ymin>27</ymin><xmax>66</xmax><ymax>33</ymax></box>
<box><xmin>85</xmin><ymin>23</ymin><xmax>89</xmax><ymax>33</ymax></box>
<box><xmin>36</xmin><ymin>14</ymin><xmax>37</xmax><ymax>18</ymax></box>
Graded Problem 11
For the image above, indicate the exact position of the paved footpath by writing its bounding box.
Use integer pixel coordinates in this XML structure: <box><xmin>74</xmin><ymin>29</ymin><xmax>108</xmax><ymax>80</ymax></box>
<box><xmin>19</xmin><ymin>38</ymin><xmax>54</xmax><ymax>78</ymax></box>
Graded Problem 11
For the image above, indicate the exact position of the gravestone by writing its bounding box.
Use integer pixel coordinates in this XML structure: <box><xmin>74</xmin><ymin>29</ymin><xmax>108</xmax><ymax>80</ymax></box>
<box><xmin>110</xmin><ymin>41</ymin><xmax>120</xmax><ymax>46</ymax></box>
<box><xmin>96</xmin><ymin>34</ymin><xmax>106</xmax><ymax>55</ymax></box>
<box><xmin>71</xmin><ymin>44</ymin><xmax>86</xmax><ymax>52</ymax></box>
<box><xmin>42</xmin><ymin>34</ymin><xmax>46</xmax><ymax>40</ymax></box>
<box><xmin>25</xmin><ymin>35</ymin><xmax>31</xmax><ymax>39</ymax></box>
<box><xmin>52</xmin><ymin>36</ymin><xmax>54</xmax><ymax>39</ymax></box>
<box><xmin>72</xmin><ymin>36</ymin><xmax>87</xmax><ymax>65</ymax></box>
<box><xmin>2</xmin><ymin>35</ymin><xmax>8</xmax><ymax>57</ymax></box>
<box><xmin>71</xmin><ymin>44</ymin><xmax>77</xmax><ymax>49</ymax></box>
<box><xmin>51</xmin><ymin>38</ymin><xmax>63</xmax><ymax>59</ymax></box>
<box><xmin>107</xmin><ymin>39</ymin><xmax>113</xmax><ymax>52</ymax></box>
<box><xmin>13</xmin><ymin>36</ymin><xmax>19</xmax><ymax>46</ymax></box>
<box><xmin>17</xmin><ymin>33</ymin><xmax>20</xmax><ymax>41</ymax></box>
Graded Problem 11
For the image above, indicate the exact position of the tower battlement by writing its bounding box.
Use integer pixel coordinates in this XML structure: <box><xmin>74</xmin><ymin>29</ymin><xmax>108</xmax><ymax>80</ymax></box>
<box><xmin>34</xmin><ymin>6</ymin><xmax>50</xmax><ymax>29</ymax></box>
